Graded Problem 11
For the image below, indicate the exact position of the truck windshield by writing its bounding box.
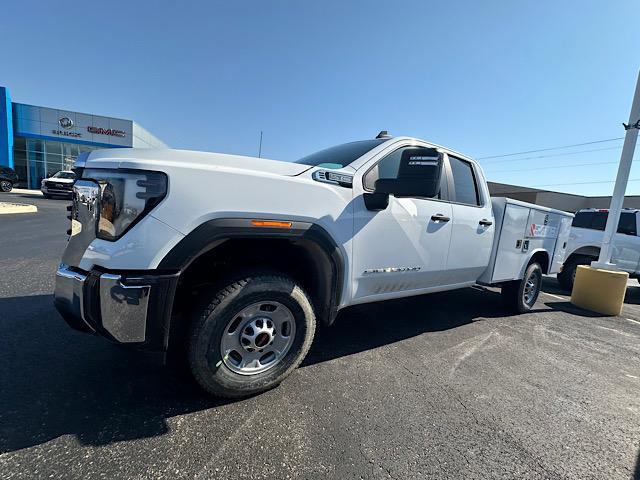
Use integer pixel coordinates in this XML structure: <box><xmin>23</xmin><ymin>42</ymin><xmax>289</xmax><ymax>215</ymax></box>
<box><xmin>52</xmin><ymin>171</ymin><xmax>75</xmax><ymax>179</ymax></box>
<box><xmin>295</xmin><ymin>139</ymin><xmax>386</xmax><ymax>169</ymax></box>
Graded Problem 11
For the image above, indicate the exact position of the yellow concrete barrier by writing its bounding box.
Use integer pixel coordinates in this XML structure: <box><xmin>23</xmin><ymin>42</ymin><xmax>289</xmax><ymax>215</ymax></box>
<box><xmin>571</xmin><ymin>265</ymin><xmax>628</xmax><ymax>316</ymax></box>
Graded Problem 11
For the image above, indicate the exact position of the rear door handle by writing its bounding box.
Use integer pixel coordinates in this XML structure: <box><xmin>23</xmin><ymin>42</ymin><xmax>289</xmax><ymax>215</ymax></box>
<box><xmin>479</xmin><ymin>219</ymin><xmax>493</xmax><ymax>226</ymax></box>
<box><xmin>431</xmin><ymin>214</ymin><xmax>450</xmax><ymax>222</ymax></box>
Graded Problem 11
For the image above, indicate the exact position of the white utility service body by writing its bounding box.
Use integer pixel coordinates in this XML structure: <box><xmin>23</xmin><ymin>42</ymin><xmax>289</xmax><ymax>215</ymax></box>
<box><xmin>479</xmin><ymin>198</ymin><xmax>573</xmax><ymax>284</ymax></box>
<box><xmin>54</xmin><ymin>134</ymin><xmax>573</xmax><ymax>398</ymax></box>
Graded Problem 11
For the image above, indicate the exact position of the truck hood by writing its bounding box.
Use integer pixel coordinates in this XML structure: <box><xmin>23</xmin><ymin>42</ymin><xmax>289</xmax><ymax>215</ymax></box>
<box><xmin>79</xmin><ymin>148</ymin><xmax>313</xmax><ymax>177</ymax></box>
<box><xmin>45</xmin><ymin>177</ymin><xmax>75</xmax><ymax>184</ymax></box>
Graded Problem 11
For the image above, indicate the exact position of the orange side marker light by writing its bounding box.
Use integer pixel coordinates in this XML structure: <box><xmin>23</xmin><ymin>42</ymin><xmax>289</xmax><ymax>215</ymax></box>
<box><xmin>250</xmin><ymin>220</ymin><xmax>293</xmax><ymax>229</ymax></box>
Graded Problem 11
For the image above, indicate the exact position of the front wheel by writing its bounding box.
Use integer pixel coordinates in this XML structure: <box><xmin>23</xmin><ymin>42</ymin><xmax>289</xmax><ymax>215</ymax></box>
<box><xmin>188</xmin><ymin>273</ymin><xmax>316</xmax><ymax>398</ymax></box>
<box><xmin>502</xmin><ymin>262</ymin><xmax>543</xmax><ymax>313</ymax></box>
<box><xmin>0</xmin><ymin>180</ymin><xmax>13</xmax><ymax>192</ymax></box>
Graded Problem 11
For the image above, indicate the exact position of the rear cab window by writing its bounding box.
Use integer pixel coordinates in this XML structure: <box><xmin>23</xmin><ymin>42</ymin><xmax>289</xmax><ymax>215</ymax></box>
<box><xmin>572</xmin><ymin>211</ymin><xmax>637</xmax><ymax>235</ymax></box>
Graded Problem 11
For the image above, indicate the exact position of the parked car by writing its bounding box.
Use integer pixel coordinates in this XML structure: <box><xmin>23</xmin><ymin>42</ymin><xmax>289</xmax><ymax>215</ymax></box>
<box><xmin>41</xmin><ymin>170</ymin><xmax>76</xmax><ymax>198</ymax></box>
<box><xmin>0</xmin><ymin>166</ymin><xmax>19</xmax><ymax>192</ymax></box>
<box><xmin>54</xmin><ymin>134</ymin><xmax>573</xmax><ymax>398</ymax></box>
<box><xmin>558</xmin><ymin>208</ymin><xmax>640</xmax><ymax>290</ymax></box>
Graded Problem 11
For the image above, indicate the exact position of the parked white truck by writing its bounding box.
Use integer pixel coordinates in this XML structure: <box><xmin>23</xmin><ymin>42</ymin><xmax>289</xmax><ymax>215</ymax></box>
<box><xmin>54</xmin><ymin>134</ymin><xmax>573</xmax><ymax>397</ymax></box>
<box><xmin>558</xmin><ymin>208</ymin><xmax>640</xmax><ymax>290</ymax></box>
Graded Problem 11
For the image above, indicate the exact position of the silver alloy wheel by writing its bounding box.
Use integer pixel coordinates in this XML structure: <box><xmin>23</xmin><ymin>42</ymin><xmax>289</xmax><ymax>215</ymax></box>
<box><xmin>523</xmin><ymin>271</ymin><xmax>540</xmax><ymax>305</ymax></box>
<box><xmin>220</xmin><ymin>300</ymin><xmax>296</xmax><ymax>375</ymax></box>
<box><xmin>0</xmin><ymin>180</ymin><xmax>11</xmax><ymax>192</ymax></box>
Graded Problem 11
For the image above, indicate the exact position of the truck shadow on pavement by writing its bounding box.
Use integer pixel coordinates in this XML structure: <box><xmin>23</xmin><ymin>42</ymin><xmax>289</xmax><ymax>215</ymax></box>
<box><xmin>0</xmin><ymin>287</ymin><xmax>533</xmax><ymax>454</ymax></box>
<box><xmin>303</xmin><ymin>286</ymin><xmax>543</xmax><ymax>366</ymax></box>
<box><xmin>0</xmin><ymin>294</ymin><xmax>226</xmax><ymax>454</ymax></box>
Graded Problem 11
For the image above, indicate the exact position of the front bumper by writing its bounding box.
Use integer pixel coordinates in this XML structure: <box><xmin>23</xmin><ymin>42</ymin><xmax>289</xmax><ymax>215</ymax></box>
<box><xmin>41</xmin><ymin>184</ymin><xmax>73</xmax><ymax>196</ymax></box>
<box><xmin>54</xmin><ymin>264</ymin><xmax>179</xmax><ymax>351</ymax></box>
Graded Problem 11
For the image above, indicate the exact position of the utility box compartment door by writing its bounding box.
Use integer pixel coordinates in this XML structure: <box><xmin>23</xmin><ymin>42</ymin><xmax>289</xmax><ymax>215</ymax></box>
<box><xmin>550</xmin><ymin>215</ymin><xmax>572</xmax><ymax>274</ymax></box>
<box><xmin>491</xmin><ymin>203</ymin><xmax>530</xmax><ymax>282</ymax></box>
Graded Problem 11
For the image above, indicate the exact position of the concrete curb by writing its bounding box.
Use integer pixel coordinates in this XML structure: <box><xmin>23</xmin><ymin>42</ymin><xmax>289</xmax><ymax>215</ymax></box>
<box><xmin>7</xmin><ymin>188</ymin><xmax>43</xmax><ymax>196</ymax></box>
<box><xmin>0</xmin><ymin>202</ymin><xmax>38</xmax><ymax>214</ymax></box>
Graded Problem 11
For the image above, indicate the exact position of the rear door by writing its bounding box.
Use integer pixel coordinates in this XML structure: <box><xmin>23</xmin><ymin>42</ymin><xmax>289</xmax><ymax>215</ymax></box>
<box><xmin>444</xmin><ymin>155</ymin><xmax>494</xmax><ymax>284</ymax></box>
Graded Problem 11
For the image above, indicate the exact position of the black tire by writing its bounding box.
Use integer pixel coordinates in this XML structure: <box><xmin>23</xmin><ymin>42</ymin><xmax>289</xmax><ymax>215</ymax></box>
<box><xmin>502</xmin><ymin>262</ymin><xmax>543</xmax><ymax>313</ymax></box>
<box><xmin>188</xmin><ymin>273</ymin><xmax>316</xmax><ymax>398</ymax></box>
<box><xmin>557</xmin><ymin>255</ymin><xmax>592</xmax><ymax>292</ymax></box>
<box><xmin>42</xmin><ymin>193</ymin><xmax>51</xmax><ymax>199</ymax></box>
<box><xmin>0</xmin><ymin>180</ymin><xmax>12</xmax><ymax>192</ymax></box>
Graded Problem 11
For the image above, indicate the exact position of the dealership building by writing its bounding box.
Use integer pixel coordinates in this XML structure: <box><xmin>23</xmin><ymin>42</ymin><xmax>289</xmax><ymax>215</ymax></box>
<box><xmin>0</xmin><ymin>86</ymin><xmax>167</xmax><ymax>189</ymax></box>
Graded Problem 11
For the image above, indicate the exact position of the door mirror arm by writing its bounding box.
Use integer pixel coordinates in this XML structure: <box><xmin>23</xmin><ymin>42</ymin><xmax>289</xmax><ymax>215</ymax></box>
<box><xmin>363</xmin><ymin>192</ymin><xmax>389</xmax><ymax>211</ymax></box>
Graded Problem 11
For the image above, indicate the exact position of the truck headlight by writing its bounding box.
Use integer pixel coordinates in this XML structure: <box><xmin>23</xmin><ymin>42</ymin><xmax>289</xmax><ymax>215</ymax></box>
<box><xmin>82</xmin><ymin>169</ymin><xmax>167</xmax><ymax>241</ymax></box>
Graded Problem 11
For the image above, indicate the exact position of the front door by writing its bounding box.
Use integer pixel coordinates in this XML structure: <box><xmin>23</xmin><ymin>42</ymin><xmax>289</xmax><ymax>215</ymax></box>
<box><xmin>350</xmin><ymin>145</ymin><xmax>453</xmax><ymax>303</ymax></box>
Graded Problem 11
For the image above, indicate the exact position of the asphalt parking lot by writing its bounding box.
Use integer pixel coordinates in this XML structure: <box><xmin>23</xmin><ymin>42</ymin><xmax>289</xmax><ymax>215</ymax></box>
<box><xmin>1</xmin><ymin>193</ymin><xmax>639</xmax><ymax>480</ymax></box>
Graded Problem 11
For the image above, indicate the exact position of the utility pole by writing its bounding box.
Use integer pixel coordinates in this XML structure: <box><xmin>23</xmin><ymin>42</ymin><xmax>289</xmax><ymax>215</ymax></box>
<box><xmin>592</xmin><ymin>71</ymin><xmax>640</xmax><ymax>269</ymax></box>
<box><xmin>258</xmin><ymin>131</ymin><xmax>263</xmax><ymax>158</ymax></box>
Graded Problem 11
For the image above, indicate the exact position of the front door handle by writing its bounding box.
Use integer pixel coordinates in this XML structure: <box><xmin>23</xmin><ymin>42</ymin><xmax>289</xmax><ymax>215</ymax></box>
<box><xmin>479</xmin><ymin>219</ymin><xmax>493</xmax><ymax>226</ymax></box>
<box><xmin>431</xmin><ymin>214</ymin><xmax>450</xmax><ymax>222</ymax></box>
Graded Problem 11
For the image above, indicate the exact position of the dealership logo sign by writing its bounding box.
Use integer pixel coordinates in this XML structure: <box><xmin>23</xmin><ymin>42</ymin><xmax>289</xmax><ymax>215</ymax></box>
<box><xmin>87</xmin><ymin>126</ymin><xmax>126</xmax><ymax>138</ymax></box>
<box><xmin>52</xmin><ymin>117</ymin><xmax>81</xmax><ymax>137</ymax></box>
<box><xmin>59</xmin><ymin>117</ymin><xmax>74</xmax><ymax>129</ymax></box>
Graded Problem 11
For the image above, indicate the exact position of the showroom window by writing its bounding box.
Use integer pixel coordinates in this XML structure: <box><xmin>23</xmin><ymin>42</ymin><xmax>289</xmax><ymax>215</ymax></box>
<box><xmin>12</xmin><ymin>138</ymin><xmax>100</xmax><ymax>188</ymax></box>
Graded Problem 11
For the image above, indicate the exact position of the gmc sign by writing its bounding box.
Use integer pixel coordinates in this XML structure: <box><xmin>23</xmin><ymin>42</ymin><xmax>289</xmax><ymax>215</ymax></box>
<box><xmin>87</xmin><ymin>126</ymin><xmax>126</xmax><ymax>137</ymax></box>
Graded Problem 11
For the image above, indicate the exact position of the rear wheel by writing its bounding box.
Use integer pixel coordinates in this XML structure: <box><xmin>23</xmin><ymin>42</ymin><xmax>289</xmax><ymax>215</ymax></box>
<box><xmin>502</xmin><ymin>262</ymin><xmax>543</xmax><ymax>313</ymax></box>
<box><xmin>557</xmin><ymin>255</ymin><xmax>592</xmax><ymax>291</ymax></box>
<box><xmin>188</xmin><ymin>273</ymin><xmax>316</xmax><ymax>398</ymax></box>
<box><xmin>0</xmin><ymin>180</ymin><xmax>12</xmax><ymax>192</ymax></box>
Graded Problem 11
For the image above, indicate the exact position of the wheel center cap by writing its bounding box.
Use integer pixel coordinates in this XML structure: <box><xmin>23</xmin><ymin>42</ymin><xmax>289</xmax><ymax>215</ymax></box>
<box><xmin>255</xmin><ymin>332</ymin><xmax>271</xmax><ymax>348</ymax></box>
<box><xmin>239</xmin><ymin>316</ymin><xmax>275</xmax><ymax>352</ymax></box>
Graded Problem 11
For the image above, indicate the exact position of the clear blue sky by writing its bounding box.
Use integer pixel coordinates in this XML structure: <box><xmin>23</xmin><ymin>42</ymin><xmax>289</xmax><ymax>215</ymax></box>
<box><xmin>1</xmin><ymin>0</ymin><xmax>638</xmax><ymax>196</ymax></box>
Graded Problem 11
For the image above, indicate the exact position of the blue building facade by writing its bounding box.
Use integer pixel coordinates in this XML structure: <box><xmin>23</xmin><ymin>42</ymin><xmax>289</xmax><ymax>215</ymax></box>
<box><xmin>0</xmin><ymin>86</ymin><xmax>166</xmax><ymax>189</ymax></box>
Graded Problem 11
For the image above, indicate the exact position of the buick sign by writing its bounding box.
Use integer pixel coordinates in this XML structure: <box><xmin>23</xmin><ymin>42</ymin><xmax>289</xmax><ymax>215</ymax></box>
<box><xmin>59</xmin><ymin>117</ymin><xmax>74</xmax><ymax>129</ymax></box>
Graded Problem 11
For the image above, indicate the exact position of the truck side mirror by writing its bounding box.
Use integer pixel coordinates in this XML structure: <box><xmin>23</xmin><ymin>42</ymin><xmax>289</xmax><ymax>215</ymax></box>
<box><xmin>364</xmin><ymin>148</ymin><xmax>443</xmax><ymax>211</ymax></box>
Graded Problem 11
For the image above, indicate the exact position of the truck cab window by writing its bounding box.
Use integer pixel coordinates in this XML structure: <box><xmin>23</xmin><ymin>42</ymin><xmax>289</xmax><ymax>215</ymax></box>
<box><xmin>590</xmin><ymin>212</ymin><xmax>607</xmax><ymax>230</ymax></box>
<box><xmin>364</xmin><ymin>146</ymin><xmax>444</xmax><ymax>199</ymax></box>
<box><xmin>571</xmin><ymin>212</ymin><xmax>594</xmax><ymax>229</ymax></box>
<box><xmin>449</xmin><ymin>156</ymin><xmax>480</xmax><ymax>206</ymax></box>
<box><xmin>618</xmin><ymin>213</ymin><xmax>637</xmax><ymax>235</ymax></box>
<box><xmin>572</xmin><ymin>211</ymin><xmax>637</xmax><ymax>235</ymax></box>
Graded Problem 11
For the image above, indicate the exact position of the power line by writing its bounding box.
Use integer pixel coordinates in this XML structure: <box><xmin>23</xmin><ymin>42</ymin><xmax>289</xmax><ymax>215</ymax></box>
<box><xmin>531</xmin><ymin>178</ymin><xmax>640</xmax><ymax>188</ymax></box>
<box><xmin>487</xmin><ymin>160</ymin><xmax>619</xmax><ymax>175</ymax></box>
<box><xmin>481</xmin><ymin>145</ymin><xmax>623</xmax><ymax>165</ymax></box>
<box><xmin>477</xmin><ymin>137</ymin><xmax>624</xmax><ymax>160</ymax></box>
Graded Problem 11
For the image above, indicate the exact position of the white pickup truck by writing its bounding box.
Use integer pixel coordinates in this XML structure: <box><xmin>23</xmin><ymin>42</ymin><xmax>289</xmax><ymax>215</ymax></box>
<box><xmin>54</xmin><ymin>133</ymin><xmax>573</xmax><ymax>397</ymax></box>
<box><xmin>558</xmin><ymin>208</ymin><xmax>640</xmax><ymax>290</ymax></box>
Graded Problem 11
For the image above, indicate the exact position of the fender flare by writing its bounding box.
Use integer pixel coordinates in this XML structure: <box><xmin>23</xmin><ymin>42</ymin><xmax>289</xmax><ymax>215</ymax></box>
<box><xmin>158</xmin><ymin>218</ymin><xmax>345</xmax><ymax>325</ymax></box>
